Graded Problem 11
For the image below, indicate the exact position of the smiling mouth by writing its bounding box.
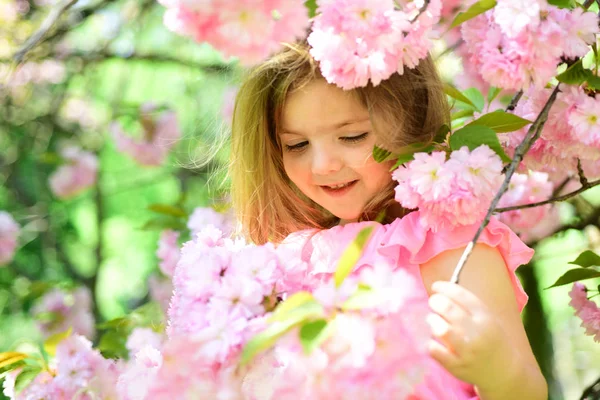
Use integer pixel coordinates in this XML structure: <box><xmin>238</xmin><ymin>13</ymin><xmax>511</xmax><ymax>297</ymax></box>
<box><xmin>321</xmin><ymin>180</ymin><xmax>357</xmax><ymax>189</ymax></box>
<box><xmin>319</xmin><ymin>180</ymin><xmax>359</xmax><ymax>195</ymax></box>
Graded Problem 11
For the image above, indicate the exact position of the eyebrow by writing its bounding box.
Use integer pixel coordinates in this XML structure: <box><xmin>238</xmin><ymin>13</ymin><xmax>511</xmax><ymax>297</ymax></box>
<box><xmin>280</xmin><ymin>118</ymin><xmax>370</xmax><ymax>135</ymax></box>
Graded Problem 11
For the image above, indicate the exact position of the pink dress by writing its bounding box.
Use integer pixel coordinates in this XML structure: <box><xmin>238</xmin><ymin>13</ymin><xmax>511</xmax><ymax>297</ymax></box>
<box><xmin>280</xmin><ymin>210</ymin><xmax>534</xmax><ymax>400</ymax></box>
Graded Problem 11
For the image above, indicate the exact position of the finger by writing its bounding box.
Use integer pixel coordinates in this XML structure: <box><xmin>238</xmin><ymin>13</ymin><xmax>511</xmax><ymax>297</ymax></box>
<box><xmin>428</xmin><ymin>338</ymin><xmax>460</xmax><ymax>372</ymax></box>
<box><xmin>426</xmin><ymin>312</ymin><xmax>470</xmax><ymax>355</ymax></box>
<box><xmin>428</xmin><ymin>293</ymin><xmax>472</xmax><ymax>325</ymax></box>
<box><xmin>431</xmin><ymin>281</ymin><xmax>486</xmax><ymax>314</ymax></box>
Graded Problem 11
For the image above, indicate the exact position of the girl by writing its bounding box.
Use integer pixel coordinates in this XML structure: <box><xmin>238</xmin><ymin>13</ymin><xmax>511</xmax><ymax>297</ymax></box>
<box><xmin>229</xmin><ymin>42</ymin><xmax>547</xmax><ymax>399</ymax></box>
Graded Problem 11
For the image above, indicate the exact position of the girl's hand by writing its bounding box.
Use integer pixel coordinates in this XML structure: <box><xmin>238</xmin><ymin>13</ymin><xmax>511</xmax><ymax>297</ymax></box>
<box><xmin>425</xmin><ymin>280</ymin><xmax>519</xmax><ymax>393</ymax></box>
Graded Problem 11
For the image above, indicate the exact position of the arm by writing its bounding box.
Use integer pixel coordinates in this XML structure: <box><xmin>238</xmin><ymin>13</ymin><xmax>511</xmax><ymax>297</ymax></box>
<box><xmin>420</xmin><ymin>243</ymin><xmax>548</xmax><ymax>400</ymax></box>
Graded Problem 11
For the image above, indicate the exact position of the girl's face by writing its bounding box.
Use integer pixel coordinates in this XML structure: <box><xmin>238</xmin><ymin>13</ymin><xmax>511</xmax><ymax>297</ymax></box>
<box><xmin>280</xmin><ymin>79</ymin><xmax>394</xmax><ymax>223</ymax></box>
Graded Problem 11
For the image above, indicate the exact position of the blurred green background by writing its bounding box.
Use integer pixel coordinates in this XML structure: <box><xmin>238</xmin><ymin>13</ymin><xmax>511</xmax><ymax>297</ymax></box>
<box><xmin>1</xmin><ymin>1</ymin><xmax>600</xmax><ymax>399</ymax></box>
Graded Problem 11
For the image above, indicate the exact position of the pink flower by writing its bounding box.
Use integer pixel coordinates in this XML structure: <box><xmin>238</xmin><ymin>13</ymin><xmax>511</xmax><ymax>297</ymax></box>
<box><xmin>569</xmin><ymin>283</ymin><xmax>600</xmax><ymax>342</ymax></box>
<box><xmin>0</xmin><ymin>211</ymin><xmax>19</xmax><ymax>266</ymax></box>
<box><xmin>157</xmin><ymin>229</ymin><xmax>180</xmax><ymax>277</ymax></box>
<box><xmin>159</xmin><ymin>0</ymin><xmax>309</xmax><ymax>65</ymax></box>
<box><xmin>111</xmin><ymin>106</ymin><xmax>181</xmax><ymax>167</ymax></box>
<box><xmin>392</xmin><ymin>146</ymin><xmax>503</xmax><ymax>231</ymax></box>
<box><xmin>146</xmin><ymin>336</ymin><xmax>243</xmax><ymax>399</ymax></box>
<box><xmin>461</xmin><ymin>6</ymin><xmax>598</xmax><ymax>91</ymax></box>
<box><xmin>49</xmin><ymin>146</ymin><xmax>98</xmax><ymax>199</ymax></box>
<box><xmin>493</xmin><ymin>0</ymin><xmax>543</xmax><ymax>38</ymax></box>
<box><xmin>51</xmin><ymin>334</ymin><xmax>119</xmax><ymax>398</ymax></box>
<box><xmin>31</xmin><ymin>286</ymin><xmax>96</xmax><ymax>340</ymax></box>
<box><xmin>558</xmin><ymin>8</ymin><xmax>599</xmax><ymax>58</ymax></box>
<box><xmin>497</xmin><ymin>171</ymin><xmax>554</xmax><ymax>234</ymax></box>
<box><xmin>308</xmin><ymin>0</ymin><xmax>442</xmax><ymax>89</ymax></box>
<box><xmin>568</xmin><ymin>93</ymin><xmax>600</xmax><ymax>147</ymax></box>
<box><xmin>501</xmin><ymin>86</ymin><xmax>600</xmax><ymax>177</ymax></box>
<box><xmin>187</xmin><ymin>206</ymin><xmax>235</xmax><ymax>237</ymax></box>
<box><xmin>117</xmin><ymin>345</ymin><xmax>163</xmax><ymax>400</ymax></box>
<box><xmin>126</xmin><ymin>327</ymin><xmax>163</xmax><ymax>357</ymax></box>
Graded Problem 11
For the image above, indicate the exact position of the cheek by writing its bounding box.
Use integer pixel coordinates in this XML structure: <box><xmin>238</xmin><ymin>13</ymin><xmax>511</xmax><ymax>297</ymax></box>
<box><xmin>283</xmin><ymin>155</ymin><xmax>308</xmax><ymax>187</ymax></box>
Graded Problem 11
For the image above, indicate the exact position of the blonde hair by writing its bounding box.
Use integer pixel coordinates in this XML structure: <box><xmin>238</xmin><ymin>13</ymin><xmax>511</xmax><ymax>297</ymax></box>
<box><xmin>229</xmin><ymin>42</ymin><xmax>450</xmax><ymax>244</ymax></box>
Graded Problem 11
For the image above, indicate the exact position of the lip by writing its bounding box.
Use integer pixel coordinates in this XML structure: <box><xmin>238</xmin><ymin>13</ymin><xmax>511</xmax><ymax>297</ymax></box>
<box><xmin>319</xmin><ymin>180</ymin><xmax>358</xmax><ymax>197</ymax></box>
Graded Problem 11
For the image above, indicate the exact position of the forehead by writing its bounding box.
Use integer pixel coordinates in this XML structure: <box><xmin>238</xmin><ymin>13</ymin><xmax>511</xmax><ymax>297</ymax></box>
<box><xmin>280</xmin><ymin>79</ymin><xmax>369</xmax><ymax>134</ymax></box>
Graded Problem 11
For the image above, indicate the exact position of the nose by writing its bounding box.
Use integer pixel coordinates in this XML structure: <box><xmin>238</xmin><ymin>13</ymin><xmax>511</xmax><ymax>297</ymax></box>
<box><xmin>311</xmin><ymin>146</ymin><xmax>343</xmax><ymax>175</ymax></box>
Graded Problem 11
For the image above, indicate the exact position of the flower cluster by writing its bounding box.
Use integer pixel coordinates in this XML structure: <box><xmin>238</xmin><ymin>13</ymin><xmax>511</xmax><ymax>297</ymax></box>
<box><xmin>31</xmin><ymin>286</ymin><xmax>96</xmax><ymax>340</ymax></box>
<box><xmin>392</xmin><ymin>145</ymin><xmax>504</xmax><ymax>231</ymax></box>
<box><xmin>0</xmin><ymin>211</ymin><xmax>19</xmax><ymax>266</ymax></box>
<box><xmin>569</xmin><ymin>282</ymin><xmax>600</xmax><ymax>342</ymax></box>
<box><xmin>502</xmin><ymin>86</ymin><xmax>600</xmax><ymax>179</ymax></box>
<box><xmin>113</xmin><ymin>223</ymin><xmax>431</xmax><ymax>398</ymax></box>
<box><xmin>157</xmin><ymin>0</ymin><xmax>310</xmax><ymax>65</ymax></box>
<box><xmin>496</xmin><ymin>171</ymin><xmax>554</xmax><ymax>234</ymax></box>
<box><xmin>308</xmin><ymin>0</ymin><xmax>442</xmax><ymax>89</ymax></box>
<box><xmin>461</xmin><ymin>2</ymin><xmax>598</xmax><ymax>91</ymax></box>
<box><xmin>2</xmin><ymin>335</ymin><xmax>120</xmax><ymax>399</ymax></box>
<box><xmin>110</xmin><ymin>105</ymin><xmax>181</xmax><ymax>167</ymax></box>
<box><xmin>48</xmin><ymin>146</ymin><xmax>98</xmax><ymax>199</ymax></box>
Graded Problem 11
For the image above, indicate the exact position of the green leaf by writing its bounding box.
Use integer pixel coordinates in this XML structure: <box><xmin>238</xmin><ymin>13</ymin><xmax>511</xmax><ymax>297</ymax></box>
<box><xmin>269</xmin><ymin>291</ymin><xmax>315</xmax><ymax>322</ymax></box>
<box><xmin>451</xmin><ymin>109</ymin><xmax>475</xmax><ymax>121</ymax></box>
<box><xmin>587</xmin><ymin>75</ymin><xmax>600</xmax><ymax>90</ymax></box>
<box><xmin>569</xmin><ymin>250</ymin><xmax>600</xmax><ymax>268</ymax></box>
<box><xmin>334</xmin><ymin>227</ymin><xmax>374</xmax><ymax>288</ymax></box>
<box><xmin>467</xmin><ymin>111</ymin><xmax>532</xmax><ymax>133</ymax></box>
<box><xmin>546</xmin><ymin>268</ymin><xmax>600</xmax><ymax>289</ymax></box>
<box><xmin>462</xmin><ymin>88</ymin><xmax>485</xmax><ymax>112</ymax></box>
<box><xmin>372</xmin><ymin>146</ymin><xmax>392</xmax><ymax>163</ymax></box>
<box><xmin>304</xmin><ymin>0</ymin><xmax>318</xmax><ymax>17</ymax></box>
<box><xmin>487</xmin><ymin>87</ymin><xmax>501</xmax><ymax>104</ymax></box>
<box><xmin>0</xmin><ymin>352</ymin><xmax>28</xmax><ymax>370</ymax></box>
<box><xmin>14</xmin><ymin>366</ymin><xmax>42</xmax><ymax>394</ymax></box>
<box><xmin>546</xmin><ymin>0</ymin><xmax>573</xmax><ymax>8</ymax></box>
<box><xmin>450</xmin><ymin>125</ymin><xmax>511</xmax><ymax>162</ymax></box>
<box><xmin>140</xmin><ymin>217</ymin><xmax>186</xmax><ymax>231</ymax></box>
<box><xmin>96</xmin><ymin>317</ymin><xmax>131</xmax><ymax>331</ymax></box>
<box><xmin>444</xmin><ymin>83</ymin><xmax>476</xmax><ymax>108</ymax></box>
<box><xmin>147</xmin><ymin>204</ymin><xmax>187</xmax><ymax>218</ymax></box>
<box><xmin>97</xmin><ymin>330</ymin><xmax>129</xmax><ymax>359</ymax></box>
<box><xmin>240</xmin><ymin>302</ymin><xmax>324</xmax><ymax>366</ymax></box>
<box><xmin>556</xmin><ymin>60</ymin><xmax>589</xmax><ymax>85</ymax></box>
<box><xmin>451</xmin><ymin>0</ymin><xmax>497</xmax><ymax>28</ymax></box>
<box><xmin>43</xmin><ymin>327</ymin><xmax>72</xmax><ymax>356</ymax></box>
<box><xmin>341</xmin><ymin>286</ymin><xmax>383</xmax><ymax>310</ymax></box>
<box><xmin>299</xmin><ymin>319</ymin><xmax>330</xmax><ymax>354</ymax></box>
<box><xmin>389</xmin><ymin>144</ymin><xmax>436</xmax><ymax>171</ymax></box>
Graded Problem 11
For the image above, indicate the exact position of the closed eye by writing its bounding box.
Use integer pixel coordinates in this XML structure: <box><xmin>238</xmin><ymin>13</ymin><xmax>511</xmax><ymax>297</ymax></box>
<box><xmin>341</xmin><ymin>132</ymin><xmax>369</xmax><ymax>143</ymax></box>
<box><xmin>284</xmin><ymin>141</ymin><xmax>308</xmax><ymax>152</ymax></box>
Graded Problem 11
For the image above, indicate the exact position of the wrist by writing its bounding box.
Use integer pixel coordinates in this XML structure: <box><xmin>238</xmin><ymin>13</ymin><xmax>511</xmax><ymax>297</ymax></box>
<box><xmin>475</xmin><ymin>346</ymin><xmax>521</xmax><ymax>396</ymax></box>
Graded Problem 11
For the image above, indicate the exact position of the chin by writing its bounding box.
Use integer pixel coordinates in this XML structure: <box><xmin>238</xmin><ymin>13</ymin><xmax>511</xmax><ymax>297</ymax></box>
<box><xmin>332</xmin><ymin>210</ymin><xmax>361</xmax><ymax>222</ymax></box>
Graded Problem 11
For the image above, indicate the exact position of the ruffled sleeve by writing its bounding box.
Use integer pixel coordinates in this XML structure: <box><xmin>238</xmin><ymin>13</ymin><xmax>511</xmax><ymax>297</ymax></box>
<box><xmin>380</xmin><ymin>211</ymin><xmax>534</xmax><ymax>312</ymax></box>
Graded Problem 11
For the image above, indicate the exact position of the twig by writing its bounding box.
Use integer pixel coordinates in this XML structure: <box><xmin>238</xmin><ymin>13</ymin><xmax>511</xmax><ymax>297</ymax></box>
<box><xmin>577</xmin><ymin>159</ymin><xmax>589</xmax><ymax>187</ymax></box>
<box><xmin>451</xmin><ymin>85</ymin><xmax>561</xmax><ymax>284</ymax></box>
<box><xmin>583</xmin><ymin>0</ymin><xmax>596</xmax><ymax>9</ymax></box>
<box><xmin>495</xmin><ymin>178</ymin><xmax>600</xmax><ymax>213</ymax></box>
<box><xmin>580</xmin><ymin>375</ymin><xmax>600</xmax><ymax>400</ymax></box>
<box><xmin>506</xmin><ymin>90</ymin><xmax>523</xmax><ymax>112</ymax></box>
<box><xmin>436</xmin><ymin>39</ymin><xmax>464</xmax><ymax>59</ymax></box>
<box><xmin>409</xmin><ymin>0</ymin><xmax>431</xmax><ymax>23</ymax></box>
<box><xmin>552</xmin><ymin>176</ymin><xmax>571</xmax><ymax>197</ymax></box>
<box><xmin>13</xmin><ymin>0</ymin><xmax>79</xmax><ymax>63</ymax></box>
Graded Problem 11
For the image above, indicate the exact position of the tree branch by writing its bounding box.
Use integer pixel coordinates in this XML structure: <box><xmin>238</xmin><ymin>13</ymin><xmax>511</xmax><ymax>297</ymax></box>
<box><xmin>506</xmin><ymin>90</ymin><xmax>524</xmax><ymax>112</ymax></box>
<box><xmin>13</xmin><ymin>0</ymin><xmax>79</xmax><ymax>63</ymax></box>
<box><xmin>451</xmin><ymin>85</ymin><xmax>561</xmax><ymax>284</ymax></box>
<box><xmin>495</xmin><ymin>178</ymin><xmax>600</xmax><ymax>213</ymax></box>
